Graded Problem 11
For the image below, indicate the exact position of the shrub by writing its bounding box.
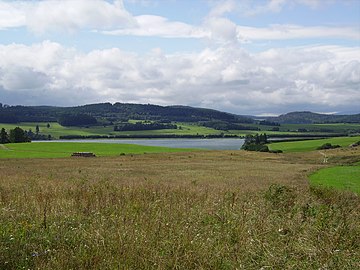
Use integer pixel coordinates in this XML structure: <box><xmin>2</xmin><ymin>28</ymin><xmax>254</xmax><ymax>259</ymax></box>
<box><xmin>269</xmin><ymin>149</ymin><xmax>283</xmax><ymax>153</ymax></box>
<box><xmin>316</xmin><ymin>143</ymin><xmax>341</xmax><ymax>150</ymax></box>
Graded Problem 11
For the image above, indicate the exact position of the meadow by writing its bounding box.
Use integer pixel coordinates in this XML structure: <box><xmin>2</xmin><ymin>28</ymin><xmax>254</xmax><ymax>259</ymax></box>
<box><xmin>268</xmin><ymin>136</ymin><xmax>360</xmax><ymax>152</ymax></box>
<box><xmin>309</xmin><ymin>165</ymin><xmax>360</xmax><ymax>194</ymax></box>
<box><xmin>2</xmin><ymin>122</ymin><xmax>359</xmax><ymax>139</ymax></box>
<box><xmin>0</xmin><ymin>122</ymin><xmax>221</xmax><ymax>139</ymax></box>
<box><xmin>0</xmin><ymin>142</ymin><xmax>195</xmax><ymax>159</ymax></box>
<box><xmin>0</xmin><ymin>146</ymin><xmax>359</xmax><ymax>269</ymax></box>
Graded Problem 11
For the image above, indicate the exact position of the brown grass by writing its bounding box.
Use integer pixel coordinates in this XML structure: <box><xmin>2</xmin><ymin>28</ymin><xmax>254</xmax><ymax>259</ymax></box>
<box><xmin>0</xmin><ymin>149</ymin><xmax>359</xmax><ymax>269</ymax></box>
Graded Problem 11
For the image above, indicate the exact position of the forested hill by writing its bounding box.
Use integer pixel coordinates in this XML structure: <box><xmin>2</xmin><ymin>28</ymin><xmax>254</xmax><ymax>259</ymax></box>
<box><xmin>266</xmin><ymin>111</ymin><xmax>360</xmax><ymax>124</ymax></box>
<box><xmin>1</xmin><ymin>103</ymin><xmax>359</xmax><ymax>125</ymax></box>
<box><xmin>0</xmin><ymin>103</ymin><xmax>252</xmax><ymax>124</ymax></box>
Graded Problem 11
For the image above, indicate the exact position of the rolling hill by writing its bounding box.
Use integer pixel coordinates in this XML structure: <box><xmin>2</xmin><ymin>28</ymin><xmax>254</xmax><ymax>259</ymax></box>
<box><xmin>0</xmin><ymin>103</ymin><xmax>359</xmax><ymax>125</ymax></box>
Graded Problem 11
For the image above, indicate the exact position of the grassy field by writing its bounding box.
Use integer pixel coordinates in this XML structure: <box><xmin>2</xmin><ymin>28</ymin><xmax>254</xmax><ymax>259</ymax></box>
<box><xmin>309</xmin><ymin>165</ymin><xmax>360</xmax><ymax>194</ymax></box>
<box><xmin>268</xmin><ymin>136</ymin><xmax>360</xmax><ymax>152</ymax></box>
<box><xmin>3</xmin><ymin>121</ymin><xmax>358</xmax><ymax>139</ymax></box>
<box><xmin>0</xmin><ymin>147</ymin><xmax>359</xmax><ymax>269</ymax></box>
<box><xmin>0</xmin><ymin>122</ymin><xmax>222</xmax><ymax>139</ymax></box>
<box><xmin>234</xmin><ymin>123</ymin><xmax>360</xmax><ymax>134</ymax></box>
<box><xmin>281</xmin><ymin>123</ymin><xmax>360</xmax><ymax>133</ymax></box>
<box><xmin>0</xmin><ymin>142</ymin><xmax>196</xmax><ymax>159</ymax></box>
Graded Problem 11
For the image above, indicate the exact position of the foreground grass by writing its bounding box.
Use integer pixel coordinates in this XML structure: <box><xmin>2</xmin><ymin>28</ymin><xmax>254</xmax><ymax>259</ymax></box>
<box><xmin>0</xmin><ymin>142</ymin><xmax>196</xmax><ymax>159</ymax></box>
<box><xmin>268</xmin><ymin>136</ymin><xmax>360</xmax><ymax>152</ymax></box>
<box><xmin>309</xmin><ymin>165</ymin><xmax>360</xmax><ymax>194</ymax></box>
<box><xmin>0</xmin><ymin>149</ymin><xmax>359</xmax><ymax>269</ymax></box>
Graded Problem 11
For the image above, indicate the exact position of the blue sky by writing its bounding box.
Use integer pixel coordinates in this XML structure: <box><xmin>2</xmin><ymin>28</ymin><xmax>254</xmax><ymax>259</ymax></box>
<box><xmin>0</xmin><ymin>0</ymin><xmax>359</xmax><ymax>115</ymax></box>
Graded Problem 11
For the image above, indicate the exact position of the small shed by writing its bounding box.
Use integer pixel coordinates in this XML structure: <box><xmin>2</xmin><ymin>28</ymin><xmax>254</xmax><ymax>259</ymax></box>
<box><xmin>71</xmin><ymin>152</ymin><xmax>96</xmax><ymax>157</ymax></box>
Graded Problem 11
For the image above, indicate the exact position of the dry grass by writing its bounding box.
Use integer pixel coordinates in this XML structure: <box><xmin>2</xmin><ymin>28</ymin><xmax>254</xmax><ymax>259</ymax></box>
<box><xmin>0</xmin><ymin>149</ymin><xmax>359</xmax><ymax>269</ymax></box>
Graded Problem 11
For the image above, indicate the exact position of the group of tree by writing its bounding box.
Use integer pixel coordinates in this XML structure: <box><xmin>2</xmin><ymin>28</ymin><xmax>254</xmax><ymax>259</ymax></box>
<box><xmin>200</xmin><ymin>120</ymin><xmax>259</xmax><ymax>131</ymax></box>
<box><xmin>241</xmin><ymin>133</ymin><xmax>270</xmax><ymax>152</ymax></box>
<box><xmin>58</xmin><ymin>114</ymin><xmax>97</xmax><ymax>127</ymax></box>
<box><xmin>0</xmin><ymin>127</ymin><xmax>31</xmax><ymax>144</ymax></box>
<box><xmin>258</xmin><ymin>120</ymin><xmax>280</xmax><ymax>126</ymax></box>
<box><xmin>113</xmin><ymin>122</ymin><xmax>177</xmax><ymax>131</ymax></box>
<box><xmin>316</xmin><ymin>143</ymin><xmax>341</xmax><ymax>150</ymax></box>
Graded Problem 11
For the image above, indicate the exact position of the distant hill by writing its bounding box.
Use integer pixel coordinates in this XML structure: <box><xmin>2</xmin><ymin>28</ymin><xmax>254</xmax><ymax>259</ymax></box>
<box><xmin>0</xmin><ymin>102</ymin><xmax>253</xmax><ymax>124</ymax></box>
<box><xmin>1</xmin><ymin>103</ymin><xmax>359</xmax><ymax>125</ymax></box>
<box><xmin>266</xmin><ymin>111</ymin><xmax>360</xmax><ymax>124</ymax></box>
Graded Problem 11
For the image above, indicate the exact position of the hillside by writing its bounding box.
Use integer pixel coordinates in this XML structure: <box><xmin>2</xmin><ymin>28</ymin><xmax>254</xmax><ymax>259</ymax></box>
<box><xmin>1</xmin><ymin>103</ymin><xmax>359</xmax><ymax>126</ymax></box>
<box><xmin>267</xmin><ymin>111</ymin><xmax>360</xmax><ymax>124</ymax></box>
<box><xmin>0</xmin><ymin>103</ymin><xmax>252</xmax><ymax>124</ymax></box>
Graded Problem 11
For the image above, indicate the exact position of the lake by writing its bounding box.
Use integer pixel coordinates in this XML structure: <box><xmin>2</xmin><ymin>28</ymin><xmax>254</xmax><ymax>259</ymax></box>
<box><xmin>36</xmin><ymin>138</ymin><xmax>245</xmax><ymax>150</ymax></box>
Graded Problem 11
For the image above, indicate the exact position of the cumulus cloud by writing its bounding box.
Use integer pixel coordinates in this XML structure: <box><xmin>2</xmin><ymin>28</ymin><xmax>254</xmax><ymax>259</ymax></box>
<box><xmin>0</xmin><ymin>0</ymin><xmax>135</xmax><ymax>34</ymax></box>
<box><xmin>0</xmin><ymin>41</ymin><xmax>359</xmax><ymax>114</ymax></box>
<box><xmin>0</xmin><ymin>0</ymin><xmax>358</xmax><ymax>46</ymax></box>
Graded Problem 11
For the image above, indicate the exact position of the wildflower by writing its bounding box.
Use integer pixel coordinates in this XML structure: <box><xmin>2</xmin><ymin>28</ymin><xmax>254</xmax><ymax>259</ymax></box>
<box><xmin>31</xmin><ymin>252</ymin><xmax>39</xmax><ymax>257</ymax></box>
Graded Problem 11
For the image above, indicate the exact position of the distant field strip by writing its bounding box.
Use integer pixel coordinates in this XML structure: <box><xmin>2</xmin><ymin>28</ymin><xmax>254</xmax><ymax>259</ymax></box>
<box><xmin>268</xmin><ymin>136</ymin><xmax>360</xmax><ymax>152</ymax></box>
<box><xmin>0</xmin><ymin>122</ymin><xmax>221</xmax><ymax>139</ymax></box>
<box><xmin>0</xmin><ymin>142</ymin><xmax>196</xmax><ymax>158</ymax></box>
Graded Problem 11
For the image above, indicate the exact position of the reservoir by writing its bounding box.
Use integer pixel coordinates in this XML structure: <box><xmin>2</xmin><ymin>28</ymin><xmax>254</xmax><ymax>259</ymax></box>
<box><xmin>37</xmin><ymin>138</ymin><xmax>245</xmax><ymax>150</ymax></box>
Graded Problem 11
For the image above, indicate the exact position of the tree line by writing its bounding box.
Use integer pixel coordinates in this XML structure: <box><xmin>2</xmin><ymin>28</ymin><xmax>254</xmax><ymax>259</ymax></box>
<box><xmin>113</xmin><ymin>122</ymin><xmax>177</xmax><ymax>131</ymax></box>
<box><xmin>241</xmin><ymin>133</ymin><xmax>283</xmax><ymax>153</ymax></box>
<box><xmin>0</xmin><ymin>125</ymin><xmax>52</xmax><ymax>144</ymax></box>
<box><xmin>1</xmin><ymin>127</ymin><xmax>31</xmax><ymax>144</ymax></box>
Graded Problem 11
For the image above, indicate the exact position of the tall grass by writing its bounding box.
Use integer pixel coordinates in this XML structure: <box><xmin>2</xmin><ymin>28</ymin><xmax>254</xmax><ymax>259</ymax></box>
<box><xmin>1</xmin><ymin>150</ymin><xmax>359</xmax><ymax>269</ymax></box>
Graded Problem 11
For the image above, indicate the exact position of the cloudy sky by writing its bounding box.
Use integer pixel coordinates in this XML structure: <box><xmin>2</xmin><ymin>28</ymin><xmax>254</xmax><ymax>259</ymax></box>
<box><xmin>0</xmin><ymin>0</ymin><xmax>359</xmax><ymax>115</ymax></box>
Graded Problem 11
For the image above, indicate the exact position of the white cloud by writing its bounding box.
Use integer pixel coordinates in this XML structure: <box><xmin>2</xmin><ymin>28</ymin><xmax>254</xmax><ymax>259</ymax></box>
<box><xmin>246</xmin><ymin>0</ymin><xmax>287</xmax><ymax>16</ymax></box>
<box><xmin>208</xmin><ymin>0</ymin><xmax>237</xmax><ymax>17</ymax></box>
<box><xmin>0</xmin><ymin>41</ymin><xmax>359</xmax><ymax>114</ymax></box>
<box><xmin>236</xmin><ymin>24</ymin><xmax>360</xmax><ymax>41</ymax></box>
<box><xmin>0</xmin><ymin>1</ymin><xmax>27</xmax><ymax>29</ymax></box>
<box><xmin>103</xmin><ymin>15</ymin><xmax>209</xmax><ymax>38</ymax></box>
<box><xmin>0</xmin><ymin>0</ymin><xmax>135</xmax><ymax>34</ymax></box>
<box><xmin>0</xmin><ymin>0</ymin><xmax>358</xmax><ymax>44</ymax></box>
<box><xmin>243</xmin><ymin>0</ymin><xmax>336</xmax><ymax>16</ymax></box>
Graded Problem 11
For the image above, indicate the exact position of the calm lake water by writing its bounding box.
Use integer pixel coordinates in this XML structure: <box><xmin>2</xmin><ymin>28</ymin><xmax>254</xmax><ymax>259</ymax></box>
<box><xmin>37</xmin><ymin>138</ymin><xmax>245</xmax><ymax>150</ymax></box>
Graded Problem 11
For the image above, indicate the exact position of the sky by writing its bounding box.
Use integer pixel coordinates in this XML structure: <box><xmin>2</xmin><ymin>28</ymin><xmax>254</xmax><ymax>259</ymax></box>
<box><xmin>0</xmin><ymin>0</ymin><xmax>359</xmax><ymax>116</ymax></box>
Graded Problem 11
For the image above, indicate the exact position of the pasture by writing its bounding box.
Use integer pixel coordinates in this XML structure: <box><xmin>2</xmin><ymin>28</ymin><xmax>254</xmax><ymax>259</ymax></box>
<box><xmin>268</xmin><ymin>136</ymin><xmax>360</xmax><ymax>152</ymax></box>
<box><xmin>0</xmin><ymin>147</ymin><xmax>359</xmax><ymax>269</ymax></box>
<box><xmin>309</xmin><ymin>165</ymin><xmax>360</xmax><ymax>194</ymax></box>
<box><xmin>0</xmin><ymin>122</ymin><xmax>221</xmax><ymax>139</ymax></box>
<box><xmin>2</xmin><ymin>122</ymin><xmax>358</xmax><ymax>140</ymax></box>
<box><xmin>0</xmin><ymin>142</ymin><xmax>195</xmax><ymax>159</ymax></box>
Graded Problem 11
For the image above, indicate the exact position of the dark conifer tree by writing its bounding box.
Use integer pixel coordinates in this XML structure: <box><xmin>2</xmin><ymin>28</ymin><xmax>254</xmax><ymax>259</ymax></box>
<box><xmin>0</xmin><ymin>128</ymin><xmax>9</xmax><ymax>144</ymax></box>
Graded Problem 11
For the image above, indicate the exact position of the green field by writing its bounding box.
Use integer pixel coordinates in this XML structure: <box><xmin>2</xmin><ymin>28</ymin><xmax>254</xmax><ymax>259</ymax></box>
<box><xmin>268</xmin><ymin>136</ymin><xmax>360</xmax><ymax>152</ymax></box>
<box><xmin>281</xmin><ymin>123</ymin><xmax>360</xmax><ymax>133</ymax></box>
<box><xmin>309</xmin><ymin>165</ymin><xmax>360</xmax><ymax>194</ymax></box>
<box><xmin>0</xmin><ymin>142</ymin><xmax>196</xmax><ymax>159</ymax></box>
<box><xmin>1</xmin><ymin>122</ymin><xmax>359</xmax><ymax>139</ymax></box>
<box><xmin>0</xmin><ymin>122</ymin><xmax>222</xmax><ymax>139</ymax></box>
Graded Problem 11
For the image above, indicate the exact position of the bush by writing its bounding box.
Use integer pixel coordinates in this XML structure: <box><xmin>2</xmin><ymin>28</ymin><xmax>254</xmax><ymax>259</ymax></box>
<box><xmin>242</xmin><ymin>144</ymin><xmax>269</xmax><ymax>152</ymax></box>
<box><xmin>269</xmin><ymin>149</ymin><xmax>283</xmax><ymax>153</ymax></box>
<box><xmin>316</xmin><ymin>143</ymin><xmax>341</xmax><ymax>150</ymax></box>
